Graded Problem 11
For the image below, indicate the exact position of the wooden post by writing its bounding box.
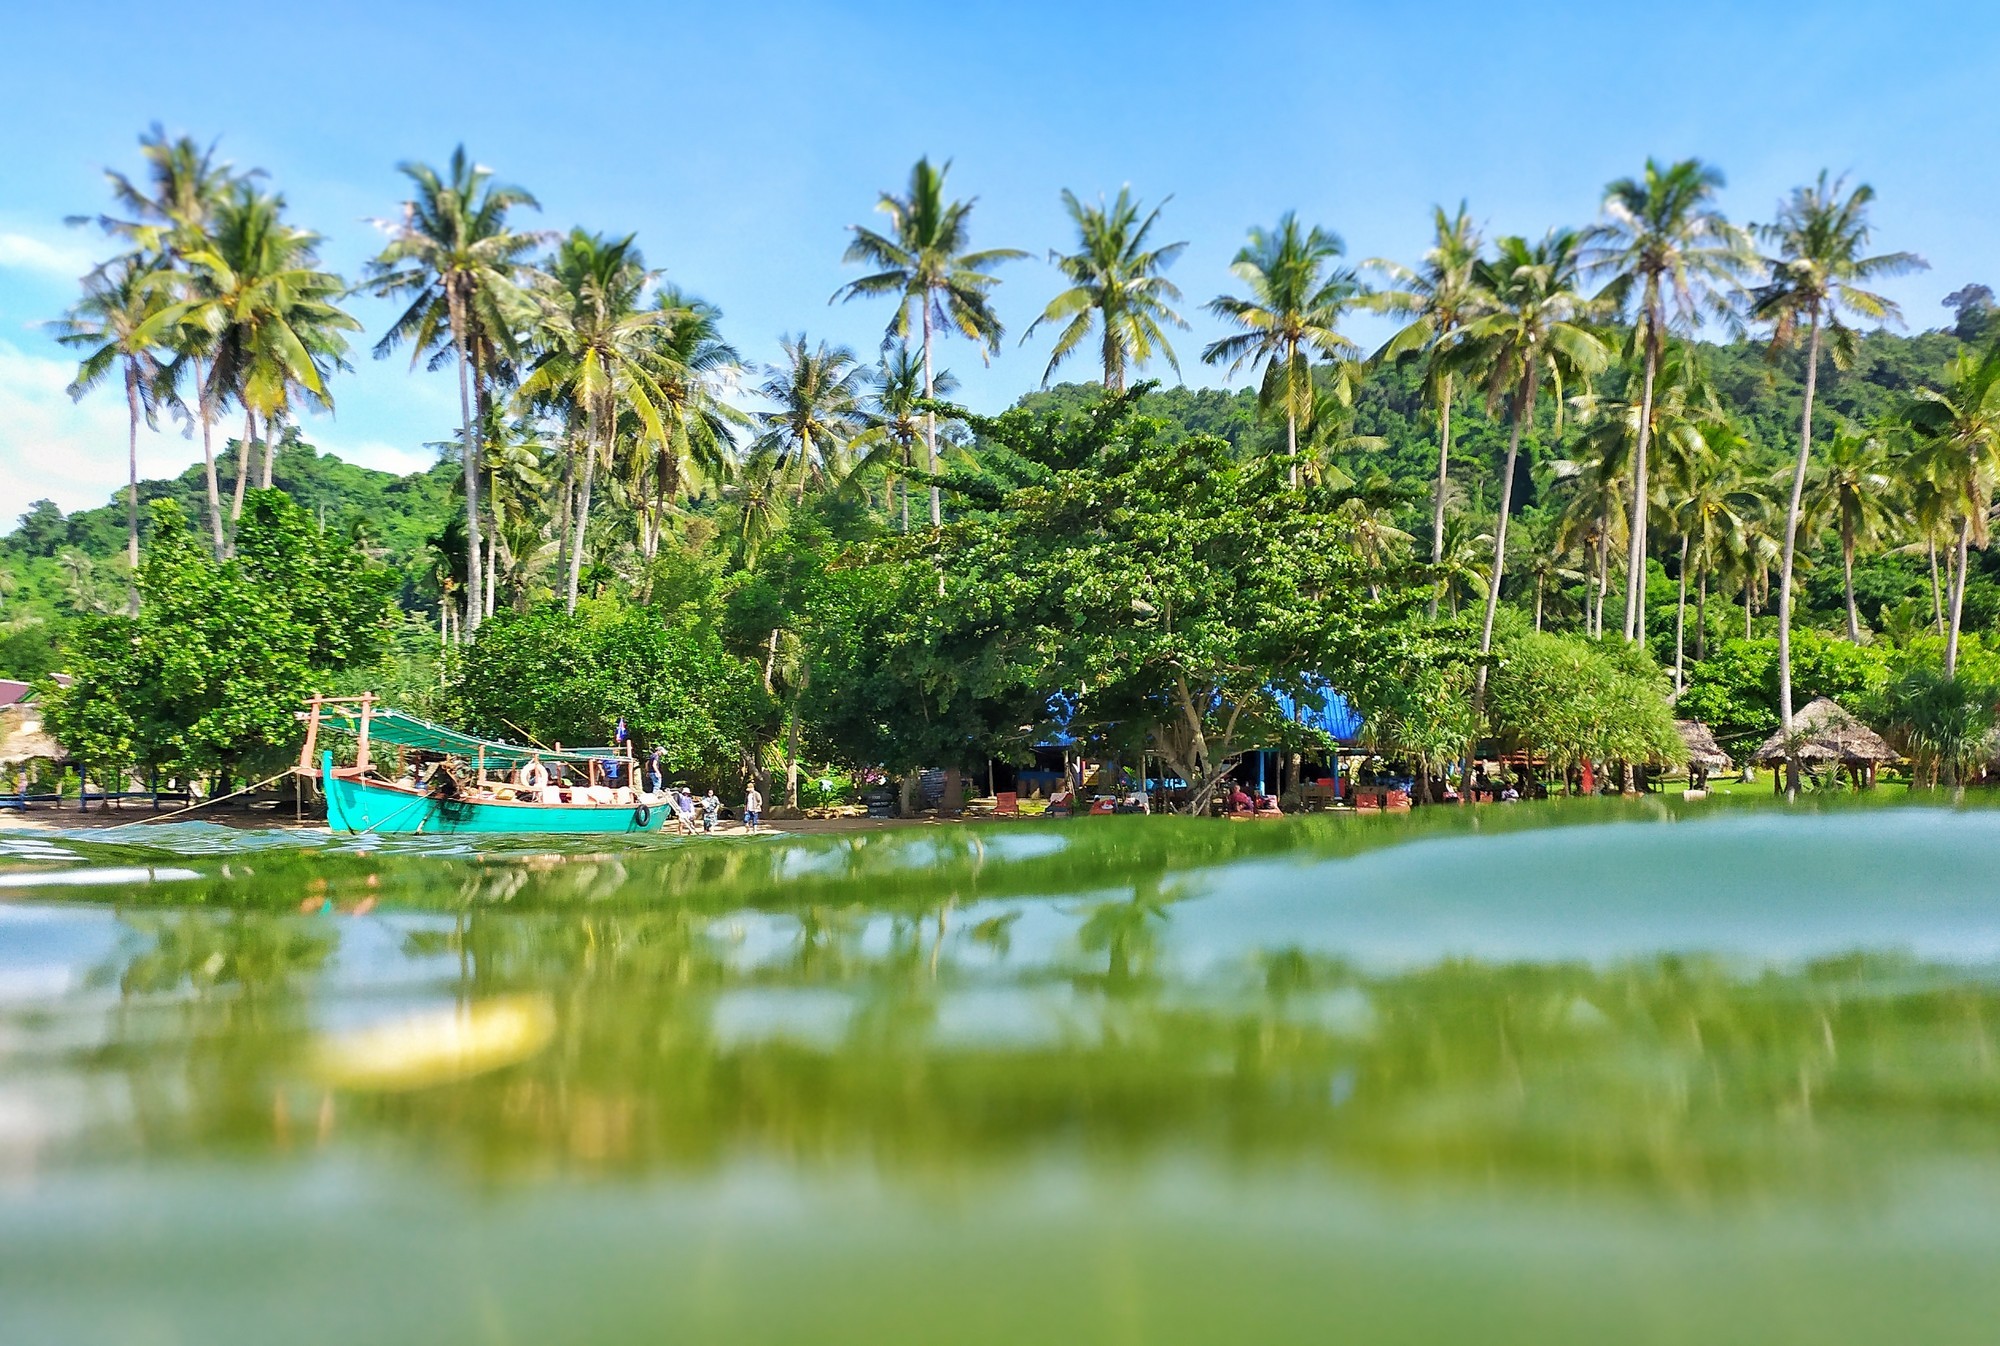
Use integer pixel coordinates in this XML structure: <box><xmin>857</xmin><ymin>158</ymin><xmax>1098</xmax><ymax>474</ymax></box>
<box><xmin>477</xmin><ymin>746</ymin><xmax>487</xmax><ymax>792</ymax></box>
<box><xmin>299</xmin><ymin>694</ymin><xmax>323</xmax><ymax>774</ymax></box>
<box><xmin>357</xmin><ymin>693</ymin><xmax>373</xmax><ymax>776</ymax></box>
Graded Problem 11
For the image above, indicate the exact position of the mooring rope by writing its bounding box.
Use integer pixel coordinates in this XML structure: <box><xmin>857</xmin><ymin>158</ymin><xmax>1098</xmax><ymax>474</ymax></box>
<box><xmin>135</xmin><ymin>768</ymin><xmax>300</xmax><ymax>825</ymax></box>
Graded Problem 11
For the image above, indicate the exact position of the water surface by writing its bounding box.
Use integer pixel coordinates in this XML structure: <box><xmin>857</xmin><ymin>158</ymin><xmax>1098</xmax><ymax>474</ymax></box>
<box><xmin>3</xmin><ymin>800</ymin><xmax>1998</xmax><ymax>1344</ymax></box>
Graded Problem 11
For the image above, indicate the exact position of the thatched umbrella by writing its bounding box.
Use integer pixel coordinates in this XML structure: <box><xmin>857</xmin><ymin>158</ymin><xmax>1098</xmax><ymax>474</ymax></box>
<box><xmin>1752</xmin><ymin>697</ymin><xmax>1898</xmax><ymax>788</ymax></box>
<box><xmin>1675</xmin><ymin>720</ymin><xmax>1732</xmax><ymax>772</ymax></box>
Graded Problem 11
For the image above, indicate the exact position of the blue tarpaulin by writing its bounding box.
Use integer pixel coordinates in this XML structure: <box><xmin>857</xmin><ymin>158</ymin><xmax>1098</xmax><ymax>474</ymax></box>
<box><xmin>1034</xmin><ymin>678</ymin><xmax>1361</xmax><ymax>751</ymax></box>
<box><xmin>1271</xmin><ymin>676</ymin><xmax>1365</xmax><ymax>742</ymax></box>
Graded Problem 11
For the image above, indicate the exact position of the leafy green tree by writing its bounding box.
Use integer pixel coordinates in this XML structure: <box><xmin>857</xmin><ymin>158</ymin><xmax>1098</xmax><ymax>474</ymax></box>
<box><xmin>1677</xmin><ymin>629</ymin><xmax>1892</xmax><ymax>748</ymax></box>
<box><xmin>1486</xmin><ymin>629</ymin><xmax>1684</xmax><ymax>779</ymax></box>
<box><xmin>1026</xmin><ymin>186</ymin><xmax>1187</xmax><ymax>391</ymax></box>
<box><xmin>363</xmin><ymin>147</ymin><xmax>542</xmax><ymax>631</ymax></box>
<box><xmin>450</xmin><ymin>604</ymin><xmax>775</xmax><ymax>783</ymax></box>
<box><xmin>1749</xmin><ymin>172</ymin><xmax>1924</xmax><ymax>784</ymax></box>
<box><xmin>1369</xmin><ymin>203</ymin><xmax>1483</xmax><ymax>610</ymax></box>
<box><xmin>835</xmin><ymin>157</ymin><xmax>1025</xmax><ymax>526</ymax></box>
<box><xmin>41</xmin><ymin>492</ymin><xmax>394</xmax><ymax>786</ymax></box>
<box><xmin>1585</xmin><ymin>158</ymin><xmax>1752</xmax><ymax>641</ymax></box>
<box><xmin>1203</xmin><ymin>213</ymin><xmax>1366</xmax><ymax>484</ymax></box>
<box><xmin>919</xmin><ymin>391</ymin><xmax>1444</xmax><ymax>811</ymax></box>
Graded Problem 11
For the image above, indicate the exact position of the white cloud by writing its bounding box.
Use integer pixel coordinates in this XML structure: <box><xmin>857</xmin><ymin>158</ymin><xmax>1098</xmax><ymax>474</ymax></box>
<box><xmin>0</xmin><ymin>337</ymin><xmax>193</xmax><ymax>517</ymax></box>
<box><xmin>311</xmin><ymin>435</ymin><xmax>437</xmax><ymax>477</ymax></box>
<box><xmin>0</xmin><ymin>337</ymin><xmax>448</xmax><ymax>522</ymax></box>
<box><xmin>0</xmin><ymin>232</ymin><xmax>95</xmax><ymax>283</ymax></box>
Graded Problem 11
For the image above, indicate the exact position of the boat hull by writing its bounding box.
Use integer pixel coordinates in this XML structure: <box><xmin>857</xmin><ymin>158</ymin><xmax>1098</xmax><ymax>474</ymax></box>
<box><xmin>321</xmin><ymin>755</ymin><xmax>667</xmax><ymax>836</ymax></box>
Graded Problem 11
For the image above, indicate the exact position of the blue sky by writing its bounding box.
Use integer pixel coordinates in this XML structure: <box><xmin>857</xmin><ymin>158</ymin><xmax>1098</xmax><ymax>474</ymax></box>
<box><xmin>1</xmin><ymin>0</ymin><xmax>1988</xmax><ymax>513</ymax></box>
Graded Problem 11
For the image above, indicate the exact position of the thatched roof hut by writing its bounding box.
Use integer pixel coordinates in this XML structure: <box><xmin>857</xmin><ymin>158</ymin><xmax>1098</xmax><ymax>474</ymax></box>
<box><xmin>1675</xmin><ymin>720</ymin><xmax>1732</xmax><ymax>771</ymax></box>
<box><xmin>0</xmin><ymin>701</ymin><xmax>60</xmax><ymax>769</ymax></box>
<box><xmin>1752</xmin><ymin>697</ymin><xmax>1898</xmax><ymax>767</ymax></box>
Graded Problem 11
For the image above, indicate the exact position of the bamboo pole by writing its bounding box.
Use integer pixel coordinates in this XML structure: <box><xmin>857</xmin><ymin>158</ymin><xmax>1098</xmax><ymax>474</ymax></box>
<box><xmin>357</xmin><ymin>694</ymin><xmax>374</xmax><ymax>776</ymax></box>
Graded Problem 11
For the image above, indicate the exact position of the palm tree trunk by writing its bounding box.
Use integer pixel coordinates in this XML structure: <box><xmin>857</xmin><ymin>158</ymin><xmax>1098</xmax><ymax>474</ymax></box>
<box><xmin>1744</xmin><ymin>578</ymin><xmax>1754</xmax><ymax>640</ymax></box>
<box><xmin>764</xmin><ymin>627</ymin><xmax>779</xmax><ymax>693</ymax></box>
<box><xmin>1696</xmin><ymin>570</ymin><xmax>1708</xmax><ymax>662</ymax></box>
<box><xmin>450</xmin><ymin>305</ymin><xmax>483</xmax><ymax>634</ymax></box>
<box><xmin>1674</xmin><ymin>535</ymin><xmax>1689</xmax><ymax>693</ymax></box>
<box><xmin>1594</xmin><ymin>510</ymin><xmax>1610</xmax><ymax>638</ymax></box>
<box><xmin>124</xmin><ymin>364</ymin><xmax>141</xmax><ymax>613</ymax></box>
<box><xmin>567</xmin><ymin>419</ymin><xmax>599</xmax><ymax>614</ymax></box>
<box><xmin>1534</xmin><ymin>572</ymin><xmax>1545</xmax><ymax>631</ymax></box>
<box><xmin>1624</xmin><ymin>321</ymin><xmax>1661</xmax><ymax>641</ymax></box>
<box><xmin>785</xmin><ymin>706</ymin><xmax>801</xmax><ymax>809</ymax></box>
<box><xmin>230</xmin><ymin>406</ymin><xmax>255</xmax><ymax>533</ymax></box>
<box><xmin>556</xmin><ymin>429</ymin><xmax>577</xmax><ymax>591</ymax></box>
<box><xmin>1947</xmin><ymin>515</ymin><xmax>1971</xmax><ymax>677</ymax></box>
<box><xmin>922</xmin><ymin>314</ymin><xmax>940</xmax><ymax>528</ymax></box>
<box><xmin>1777</xmin><ymin>311</ymin><xmax>1824</xmax><ymax>798</ymax></box>
<box><xmin>195</xmin><ymin>359</ymin><xmax>224</xmax><ymax>560</ymax></box>
<box><xmin>1428</xmin><ymin>379</ymin><xmax>1453</xmax><ymax>620</ymax></box>
<box><xmin>1285</xmin><ymin>407</ymin><xmax>1299</xmax><ymax>488</ymax></box>
<box><xmin>1842</xmin><ymin>518</ymin><xmax>1860</xmax><ymax>642</ymax></box>
<box><xmin>1474</xmin><ymin>384</ymin><xmax>1532</xmax><ymax>742</ymax></box>
<box><xmin>1929</xmin><ymin>539</ymin><xmax>1945</xmax><ymax>634</ymax></box>
<box><xmin>260</xmin><ymin>408</ymin><xmax>279</xmax><ymax>489</ymax></box>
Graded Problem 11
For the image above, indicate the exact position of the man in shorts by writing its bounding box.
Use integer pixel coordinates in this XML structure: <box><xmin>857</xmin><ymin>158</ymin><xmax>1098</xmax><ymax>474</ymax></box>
<box><xmin>743</xmin><ymin>783</ymin><xmax>762</xmax><ymax>831</ymax></box>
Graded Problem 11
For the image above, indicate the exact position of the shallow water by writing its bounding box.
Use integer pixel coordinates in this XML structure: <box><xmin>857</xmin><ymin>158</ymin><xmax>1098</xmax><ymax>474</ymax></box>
<box><xmin>4</xmin><ymin>799</ymin><xmax>2000</xmax><ymax>1343</ymax></box>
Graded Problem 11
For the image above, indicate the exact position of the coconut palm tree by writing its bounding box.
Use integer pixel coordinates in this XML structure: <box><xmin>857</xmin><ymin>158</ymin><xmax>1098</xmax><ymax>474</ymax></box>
<box><xmin>1749</xmin><ymin>173</ymin><xmax>1925</xmax><ymax>787</ymax></box>
<box><xmin>1803</xmin><ymin>422</ymin><xmax>1899</xmax><ymax>642</ymax></box>
<box><xmin>1429</xmin><ymin>511</ymin><xmax>1493</xmax><ymax>618</ymax></box>
<box><xmin>82</xmin><ymin>125</ymin><xmax>240</xmax><ymax>557</ymax></box>
<box><xmin>183</xmin><ymin>185</ymin><xmax>357</xmax><ymax>531</ymax></box>
<box><xmin>1451</xmin><ymin>231</ymin><xmax>1612</xmax><ymax>700</ymax></box>
<box><xmin>1025</xmin><ymin>186</ymin><xmax>1187</xmax><ymax>391</ymax></box>
<box><xmin>750</xmin><ymin>336</ymin><xmax>870</xmax><ymax>501</ymax></box>
<box><xmin>1585</xmin><ymin>158</ymin><xmax>1753</xmax><ymax>642</ymax></box>
<box><xmin>834</xmin><ymin>157</ymin><xmax>1025</xmax><ymax>527</ymax></box>
<box><xmin>1553</xmin><ymin>434</ymin><xmax>1628</xmax><ymax>639</ymax></box>
<box><xmin>50</xmin><ymin>256</ymin><xmax>175</xmax><ymax>603</ymax></box>
<box><xmin>1203</xmin><ymin>213</ymin><xmax>1367</xmax><ymax>484</ymax></box>
<box><xmin>861</xmin><ymin>348</ymin><xmax>957</xmax><ymax>532</ymax></box>
<box><xmin>362</xmin><ymin>147</ymin><xmax>542</xmax><ymax>631</ymax></box>
<box><xmin>731</xmin><ymin>451</ymin><xmax>787</xmax><ymax>568</ymax></box>
<box><xmin>1368</xmin><ymin>203</ymin><xmax>1484</xmax><ymax>612</ymax></box>
<box><xmin>518</xmin><ymin>229</ymin><xmax>677</xmax><ymax>613</ymax></box>
<box><xmin>625</xmin><ymin>287</ymin><xmax>744</xmax><ymax>558</ymax></box>
<box><xmin>1895</xmin><ymin>344</ymin><xmax>2000</xmax><ymax>676</ymax></box>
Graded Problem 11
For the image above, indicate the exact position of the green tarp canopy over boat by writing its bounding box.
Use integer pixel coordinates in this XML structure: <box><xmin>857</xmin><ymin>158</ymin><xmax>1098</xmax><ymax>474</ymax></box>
<box><xmin>317</xmin><ymin>706</ymin><xmax>612</xmax><ymax>769</ymax></box>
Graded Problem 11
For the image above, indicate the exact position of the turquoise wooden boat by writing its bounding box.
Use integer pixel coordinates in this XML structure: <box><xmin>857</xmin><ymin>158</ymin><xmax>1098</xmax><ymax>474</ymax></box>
<box><xmin>305</xmin><ymin>696</ymin><xmax>666</xmax><ymax>837</ymax></box>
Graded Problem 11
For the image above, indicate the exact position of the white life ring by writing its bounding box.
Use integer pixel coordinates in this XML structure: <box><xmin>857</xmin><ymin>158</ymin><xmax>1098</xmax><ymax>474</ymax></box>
<box><xmin>520</xmin><ymin>760</ymin><xmax>549</xmax><ymax>789</ymax></box>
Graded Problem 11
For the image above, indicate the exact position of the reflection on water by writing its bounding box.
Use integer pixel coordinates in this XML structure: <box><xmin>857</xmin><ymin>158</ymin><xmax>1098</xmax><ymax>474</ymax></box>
<box><xmin>6</xmin><ymin>799</ymin><xmax>2000</xmax><ymax>1343</ymax></box>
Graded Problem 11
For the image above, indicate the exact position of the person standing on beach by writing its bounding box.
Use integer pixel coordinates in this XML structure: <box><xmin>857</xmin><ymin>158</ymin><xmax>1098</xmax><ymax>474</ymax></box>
<box><xmin>743</xmin><ymin>783</ymin><xmax>762</xmax><ymax>831</ymax></box>
<box><xmin>700</xmin><ymin>788</ymin><xmax>721</xmax><ymax>834</ymax></box>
